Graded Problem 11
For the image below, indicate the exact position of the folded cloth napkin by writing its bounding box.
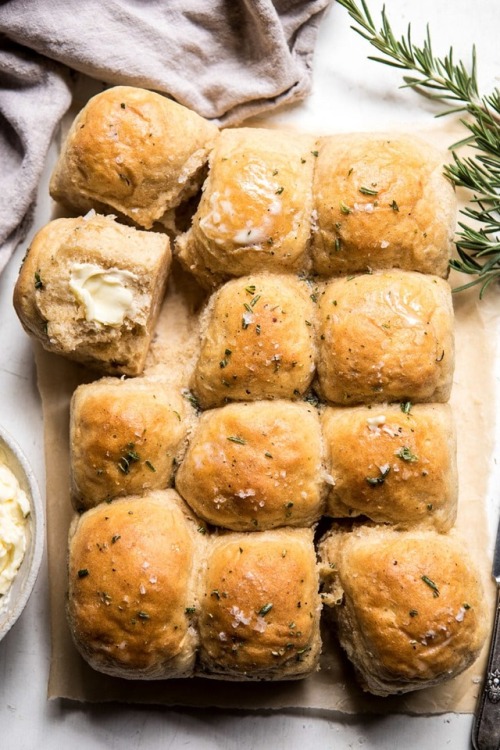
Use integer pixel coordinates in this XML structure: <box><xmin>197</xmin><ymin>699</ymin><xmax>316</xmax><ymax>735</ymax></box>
<box><xmin>0</xmin><ymin>0</ymin><xmax>331</xmax><ymax>274</ymax></box>
<box><xmin>0</xmin><ymin>39</ymin><xmax>72</xmax><ymax>275</ymax></box>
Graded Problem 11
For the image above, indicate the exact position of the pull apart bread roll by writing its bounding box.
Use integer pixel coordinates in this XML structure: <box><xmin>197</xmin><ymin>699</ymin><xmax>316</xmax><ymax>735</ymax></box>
<box><xmin>322</xmin><ymin>403</ymin><xmax>457</xmax><ymax>531</ymax></box>
<box><xmin>176</xmin><ymin>127</ymin><xmax>316</xmax><ymax>287</ymax></box>
<box><xmin>50</xmin><ymin>86</ymin><xmax>219</xmax><ymax>230</ymax></box>
<box><xmin>67</xmin><ymin>491</ymin><xmax>207</xmax><ymax>680</ymax></box>
<box><xmin>316</xmin><ymin>270</ymin><xmax>454</xmax><ymax>404</ymax></box>
<box><xmin>311</xmin><ymin>133</ymin><xmax>456</xmax><ymax>277</ymax></box>
<box><xmin>319</xmin><ymin>526</ymin><xmax>487</xmax><ymax>696</ymax></box>
<box><xmin>13</xmin><ymin>214</ymin><xmax>170</xmax><ymax>376</ymax></box>
<box><xmin>71</xmin><ymin>378</ymin><xmax>192</xmax><ymax>510</ymax></box>
<box><xmin>198</xmin><ymin>529</ymin><xmax>321</xmax><ymax>680</ymax></box>
<box><xmin>192</xmin><ymin>274</ymin><xmax>317</xmax><ymax>408</ymax></box>
<box><xmin>176</xmin><ymin>400</ymin><xmax>326</xmax><ymax>531</ymax></box>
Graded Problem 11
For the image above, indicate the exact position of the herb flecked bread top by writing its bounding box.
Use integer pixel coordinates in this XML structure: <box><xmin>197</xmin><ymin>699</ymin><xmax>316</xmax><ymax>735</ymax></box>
<box><xmin>50</xmin><ymin>86</ymin><xmax>219</xmax><ymax>230</ymax></box>
<box><xmin>319</xmin><ymin>525</ymin><xmax>487</xmax><ymax>696</ymax></box>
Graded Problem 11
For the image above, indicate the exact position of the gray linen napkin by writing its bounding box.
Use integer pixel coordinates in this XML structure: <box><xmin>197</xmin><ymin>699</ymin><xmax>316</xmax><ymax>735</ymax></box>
<box><xmin>0</xmin><ymin>39</ymin><xmax>72</xmax><ymax>274</ymax></box>
<box><xmin>0</xmin><ymin>0</ymin><xmax>331</xmax><ymax>274</ymax></box>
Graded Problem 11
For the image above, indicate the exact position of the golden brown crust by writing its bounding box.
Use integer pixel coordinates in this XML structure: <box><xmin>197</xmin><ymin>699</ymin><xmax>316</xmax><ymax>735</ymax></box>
<box><xmin>176</xmin><ymin>127</ymin><xmax>316</xmax><ymax>287</ymax></box>
<box><xmin>50</xmin><ymin>86</ymin><xmax>219</xmax><ymax>229</ymax></box>
<box><xmin>70</xmin><ymin>378</ymin><xmax>190</xmax><ymax>510</ymax></box>
<box><xmin>315</xmin><ymin>271</ymin><xmax>454</xmax><ymax>404</ymax></box>
<box><xmin>197</xmin><ymin>529</ymin><xmax>321</xmax><ymax>680</ymax></box>
<box><xmin>192</xmin><ymin>273</ymin><xmax>317</xmax><ymax>408</ymax></box>
<box><xmin>175</xmin><ymin>400</ymin><xmax>326</xmax><ymax>531</ymax></box>
<box><xmin>319</xmin><ymin>526</ymin><xmax>487</xmax><ymax>696</ymax></box>
<box><xmin>311</xmin><ymin>133</ymin><xmax>456</xmax><ymax>277</ymax></box>
<box><xmin>44</xmin><ymin>111</ymin><xmax>469</xmax><ymax>690</ymax></box>
<box><xmin>13</xmin><ymin>214</ymin><xmax>171</xmax><ymax>376</ymax></box>
<box><xmin>67</xmin><ymin>491</ymin><xmax>208</xmax><ymax>680</ymax></box>
<box><xmin>322</xmin><ymin>403</ymin><xmax>457</xmax><ymax>531</ymax></box>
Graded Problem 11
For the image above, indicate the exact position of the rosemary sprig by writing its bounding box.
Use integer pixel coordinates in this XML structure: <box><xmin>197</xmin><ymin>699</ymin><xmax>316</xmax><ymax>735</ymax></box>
<box><xmin>337</xmin><ymin>0</ymin><xmax>500</xmax><ymax>297</ymax></box>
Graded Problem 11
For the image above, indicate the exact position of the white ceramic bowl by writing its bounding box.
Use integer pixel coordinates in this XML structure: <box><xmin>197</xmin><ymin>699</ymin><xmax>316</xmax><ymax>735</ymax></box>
<box><xmin>0</xmin><ymin>425</ymin><xmax>44</xmax><ymax>641</ymax></box>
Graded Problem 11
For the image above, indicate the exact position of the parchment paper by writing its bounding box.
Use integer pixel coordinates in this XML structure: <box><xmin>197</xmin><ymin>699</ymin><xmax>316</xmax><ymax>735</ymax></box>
<box><xmin>37</xmin><ymin>126</ymin><xmax>498</xmax><ymax>714</ymax></box>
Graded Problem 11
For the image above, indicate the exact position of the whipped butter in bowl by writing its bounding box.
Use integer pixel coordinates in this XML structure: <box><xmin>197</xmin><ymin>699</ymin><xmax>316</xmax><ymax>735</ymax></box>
<box><xmin>0</xmin><ymin>463</ymin><xmax>30</xmax><ymax>601</ymax></box>
<box><xmin>0</xmin><ymin>426</ymin><xmax>44</xmax><ymax>641</ymax></box>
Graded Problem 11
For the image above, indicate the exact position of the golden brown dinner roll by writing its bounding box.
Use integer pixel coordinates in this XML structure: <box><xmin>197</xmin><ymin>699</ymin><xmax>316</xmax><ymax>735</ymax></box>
<box><xmin>322</xmin><ymin>403</ymin><xmax>457</xmax><ymax>531</ymax></box>
<box><xmin>319</xmin><ymin>525</ymin><xmax>487</xmax><ymax>696</ymax></box>
<box><xmin>197</xmin><ymin>528</ymin><xmax>321</xmax><ymax>680</ymax></box>
<box><xmin>67</xmin><ymin>490</ymin><xmax>208</xmax><ymax>680</ymax></box>
<box><xmin>315</xmin><ymin>271</ymin><xmax>454</xmax><ymax>405</ymax></box>
<box><xmin>176</xmin><ymin>127</ymin><xmax>316</xmax><ymax>287</ymax></box>
<box><xmin>50</xmin><ymin>86</ymin><xmax>219</xmax><ymax>230</ymax></box>
<box><xmin>192</xmin><ymin>274</ymin><xmax>317</xmax><ymax>408</ymax></box>
<box><xmin>71</xmin><ymin>377</ymin><xmax>192</xmax><ymax>510</ymax></box>
<box><xmin>13</xmin><ymin>213</ymin><xmax>171</xmax><ymax>376</ymax></box>
<box><xmin>311</xmin><ymin>133</ymin><xmax>456</xmax><ymax>277</ymax></box>
<box><xmin>175</xmin><ymin>400</ymin><xmax>326</xmax><ymax>530</ymax></box>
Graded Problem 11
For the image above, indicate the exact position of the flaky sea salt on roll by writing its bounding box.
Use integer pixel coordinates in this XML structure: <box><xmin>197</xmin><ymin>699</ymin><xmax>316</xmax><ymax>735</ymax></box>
<box><xmin>50</xmin><ymin>86</ymin><xmax>219</xmax><ymax>230</ymax></box>
<box><xmin>315</xmin><ymin>270</ymin><xmax>454</xmax><ymax>405</ymax></box>
<box><xmin>318</xmin><ymin>525</ymin><xmax>487</xmax><ymax>696</ymax></box>
<box><xmin>311</xmin><ymin>133</ymin><xmax>456</xmax><ymax>278</ymax></box>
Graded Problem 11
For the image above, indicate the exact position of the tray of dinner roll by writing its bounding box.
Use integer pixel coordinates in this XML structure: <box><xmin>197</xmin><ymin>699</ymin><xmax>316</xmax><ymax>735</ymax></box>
<box><xmin>14</xmin><ymin>86</ymin><xmax>495</xmax><ymax>709</ymax></box>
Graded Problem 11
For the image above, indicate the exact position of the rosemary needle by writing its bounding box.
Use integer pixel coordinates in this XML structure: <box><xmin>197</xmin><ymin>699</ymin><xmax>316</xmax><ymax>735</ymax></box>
<box><xmin>337</xmin><ymin>0</ymin><xmax>500</xmax><ymax>298</ymax></box>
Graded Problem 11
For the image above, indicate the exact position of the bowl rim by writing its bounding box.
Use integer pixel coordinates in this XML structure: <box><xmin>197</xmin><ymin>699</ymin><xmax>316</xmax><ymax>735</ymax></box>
<box><xmin>0</xmin><ymin>423</ymin><xmax>44</xmax><ymax>640</ymax></box>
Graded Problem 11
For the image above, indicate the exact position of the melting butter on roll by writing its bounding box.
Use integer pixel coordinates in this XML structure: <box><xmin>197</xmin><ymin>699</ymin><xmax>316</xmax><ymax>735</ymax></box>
<box><xmin>319</xmin><ymin>525</ymin><xmax>487</xmax><ymax>696</ymax></box>
<box><xmin>50</xmin><ymin>86</ymin><xmax>219</xmax><ymax>230</ymax></box>
<box><xmin>315</xmin><ymin>270</ymin><xmax>454</xmax><ymax>405</ymax></box>
<box><xmin>198</xmin><ymin>528</ymin><xmax>321</xmax><ymax>680</ymax></box>
<box><xmin>71</xmin><ymin>377</ymin><xmax>192</xmax><ymax>510</ymax></box>
<box><xmin>192</xmin><ymin>273</ymin><xmax>317</xmax><ymax>408</ymax></box>
<box><xmin>176</xmin><ymin>127</ymin><xmax>316</xmax><ymax>287</ymax></box>
<box><xmin>13</xmin><ymin>214</ymin><xmax>171</xmax><ymax>376</ymax></box>
<box><xmin>311</xmin><ymin>133</ymin><xmax>456</xmax><ymax>278</ymax></box>
<box><xmin>322</xmin><ymin>403</ymin><xmax>457</xmax><ymax>531</ymax></box>
<box><xmin>67</xmin><ymin>490</ymin><xmax>207</xmax><ymax>680</ymax></box>
<box><xmin>176</xmin><ymin>400</ymin><xmax>326</xmax><ymax>531</ymax></box>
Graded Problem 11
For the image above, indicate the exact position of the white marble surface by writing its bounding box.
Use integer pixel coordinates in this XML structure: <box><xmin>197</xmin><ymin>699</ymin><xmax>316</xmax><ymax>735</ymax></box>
<box><xmin>1</xmin><ymin>1</ymin><xmax>499</xmax><ymax>747</ymax></box>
